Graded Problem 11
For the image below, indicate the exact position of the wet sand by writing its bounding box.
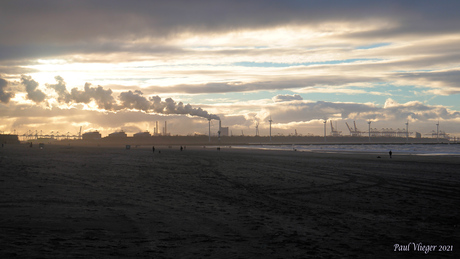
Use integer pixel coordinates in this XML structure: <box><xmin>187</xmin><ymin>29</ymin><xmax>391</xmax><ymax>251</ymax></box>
<box><xmin>1</xmin><ymin>144</ymin><xmax>459</xmax><ymax>258</ymax></box>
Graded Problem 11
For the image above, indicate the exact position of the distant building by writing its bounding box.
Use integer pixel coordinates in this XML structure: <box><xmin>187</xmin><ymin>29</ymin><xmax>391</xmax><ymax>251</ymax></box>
<box><xmin>0</xmin><ymin>134</ymin><xmax>20</xmax><ymax>144</ymax></box>
<box><xmin>416</xmin><ymin>132</ymin><xmax>422</xmax><ymax>138</ymax></box>
<box><xmin>220</xmin><ymin>127</ymin><xmax>229</xmax><ymax>137</ymax></box>
<box><xmin>108</xmin><ymin>131</ymin><xmax>127</xmax><ymax>138</ymax></box>
<box><xmin>133</xmin><ymin>132</ymin><xmax>151</xmax><ymax>138</ymax></box>
<box><xmin>82</xmin><ymin>131</ymin><xmax>102</xmax><ymax>140</ymax></box>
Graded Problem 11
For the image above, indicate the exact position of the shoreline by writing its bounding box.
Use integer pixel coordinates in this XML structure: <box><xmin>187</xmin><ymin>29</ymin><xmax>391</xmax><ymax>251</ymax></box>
<box><xmin>3</xmin><ymin>142</ymin><xmax>460</xmax><ymax>161</ymax></box>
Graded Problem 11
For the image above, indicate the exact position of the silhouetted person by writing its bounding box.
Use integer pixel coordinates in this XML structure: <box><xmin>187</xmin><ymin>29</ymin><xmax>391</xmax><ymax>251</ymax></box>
<box><xmin>180</xmin><ymin>146</ymin><xmax>183</xmax><ymax>151</ymax></box>
<box><xmin>152</xmin><ymin>146</ymin><xmax>155</xmax><ymax>153</ymax></box>
<box><xmin>389</xmin><ymin>150</ymin><xmax>392</xmax><ymax>158</ymax></box>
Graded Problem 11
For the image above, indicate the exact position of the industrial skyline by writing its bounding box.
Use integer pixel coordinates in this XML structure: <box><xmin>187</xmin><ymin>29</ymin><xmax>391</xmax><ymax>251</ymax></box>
<box><xmin>10</xmin><ymin>119</ymin><xmax>452</xmax><ymax>143</ymax></box>
<box><xmin>1</xmin><ymin>1</ymin><xmax>460</xmax><ymax>138</ymax></box>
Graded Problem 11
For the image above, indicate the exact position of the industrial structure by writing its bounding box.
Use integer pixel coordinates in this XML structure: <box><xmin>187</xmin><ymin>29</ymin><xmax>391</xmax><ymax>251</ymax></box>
<box><xmin>107</xmin><ymin>131</ymin><xmax>127</xmax><ymax>138</ymax></box>
<box><xmin>0</xmin><ymin>134</ymin><xmax>20</xmax><ymax>144</ymax></box>
<box><xmin>345</xmin><ymin>121</ymin><xmax>361</xmax><ymax>137</ymax></box>
<box><xmin>133</xmin><ymin>132</ymin><xmax>151</xmax><ymax>138</ymax></box>
<box><xmin>82</xmin><ymin>131</ymin><xmax>102</xmax><ymax>140</ymax></box>
<box><xmin>343</xmin><ymin>120</ymin><xmax>413</xmax><ymax>138</ymax></box>
<box><xmin>17</xmin><ymin>127</ymin><xmax>83</xmax><ymax>141</ymax></box>
<box><xmin>149</xmin><ymin>121</ymin><xmax>170</xmax><ymax>136</ymax></box>
<box><xmin>207</xmin><ymin>117</ymin><xmax>227</xmax><ymax>142</ymax></box>
<box><xmin>330</xmin><ymin>121</ymin><xmax>342</xmax><ymax>137</ymax></box>
<box><xmin>219</xmin><ymin>120</ymin><xmax>229</xmax><ymax>137</ymax></box>
<box><xmin>269</xmin><ymin>117</ymin><xmax>273</xmax><ymax>141</ymax></box>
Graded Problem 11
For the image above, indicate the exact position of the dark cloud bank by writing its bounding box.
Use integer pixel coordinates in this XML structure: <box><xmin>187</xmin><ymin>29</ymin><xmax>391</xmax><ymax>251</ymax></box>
<box><xmin>1</xmin><ymin>1</ymin><xmax>459</xmax><ymax>61</ymax></box>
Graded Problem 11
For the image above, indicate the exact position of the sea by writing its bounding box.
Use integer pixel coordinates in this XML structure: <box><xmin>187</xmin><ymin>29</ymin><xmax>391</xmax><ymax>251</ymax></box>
<box><xmin>230</xmin><ymin>143</ymin><xmax>460</xmax><ymax>156</ymax></box>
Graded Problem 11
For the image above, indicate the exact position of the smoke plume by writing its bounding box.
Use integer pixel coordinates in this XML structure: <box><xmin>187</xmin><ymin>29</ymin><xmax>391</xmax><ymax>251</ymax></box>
<box><xmin>119</xmin><ymin>90</ymin><xmax>220</xmax><ymax>120</ymax></box>
<box><xmin>47</xmin><ymin>76</ymin><xmax>70</xmax><ymax>103</ymax></box>
<box><xmin>21</xmin><ymin>75</ymin><xmax>46</xmax><ymax>103</ymax></box>
<box><xmin>42</xmin><ymin>75</ymin><xmax>220</xmax><ymax>120</ymax></box>
<box><xmin>70</xmin><ymin>83</ymin><xmax>115</xmax><ymax>110</ymax></box>
<box><xmin>46</xmin><ymin>76</ymin><xmax>115</xmax><ymax>110</ymax></box>
<box><xmin>0</xmin><ymin>76</ymin><xmax>14</xmax><ymax>103</ymax></box>
<box><xmin>119</xmin><ymin>90</ymin><xmax>151</xmax><ymax>111</ymax></box>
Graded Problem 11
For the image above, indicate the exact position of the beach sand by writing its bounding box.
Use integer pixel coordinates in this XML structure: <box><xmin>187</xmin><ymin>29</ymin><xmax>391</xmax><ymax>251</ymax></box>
<box><xmin>1</xmin><ymin>144</ymin><xmax>458</xmax><ymax>258</ymax></box>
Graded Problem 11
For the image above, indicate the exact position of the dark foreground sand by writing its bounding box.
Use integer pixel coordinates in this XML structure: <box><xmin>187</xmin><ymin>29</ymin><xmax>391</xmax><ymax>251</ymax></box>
<box><xmin>0</xmin><ymin>144</ymin><xmax>458</xmax><ymax>258</ymax></box>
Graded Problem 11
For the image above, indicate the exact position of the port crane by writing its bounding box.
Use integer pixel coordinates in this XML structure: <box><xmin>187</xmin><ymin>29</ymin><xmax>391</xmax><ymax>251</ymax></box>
<box><xmin>330</xmin><ymin>121</ymin><xmax>342</xmax><ymax>136</ymax></box>
<box><xmin>345</xmin><ymin>121</ymin><xmax>362</xmax><ymax>136</ymax></box>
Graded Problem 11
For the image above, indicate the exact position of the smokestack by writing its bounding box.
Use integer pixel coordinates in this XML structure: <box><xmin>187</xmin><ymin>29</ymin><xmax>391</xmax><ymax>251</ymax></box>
<box><xmin>208</xmin><ymin>118</ymin><xmax>211</xmax><ymax>142</ymax></box>
<box><xmin>269</xmin><ymin>117</ymin><xmax>273</xmax><ymax>142</ymax></box>
<box><xmin>155</xmin><ymin>121</ymin><xmax>159</xmax><ymax>135</ymax></box>
<box><xmin>165</xmin><ymin>121</ymin><xmax>167</xmax><ymax>136</ymax></box>
<box><xmin>218</xmin><ymin>120</ymin><xmax>221</xmax><ymax>142</ymax></box>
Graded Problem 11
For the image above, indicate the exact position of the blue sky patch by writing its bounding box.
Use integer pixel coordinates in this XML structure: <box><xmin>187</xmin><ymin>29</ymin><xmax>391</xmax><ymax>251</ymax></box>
<box><xmin>356</xmin><ymin>43</ymin><xmax>391</xmax><ymax>49</ymax></box>
<box><xmin>233</xmin><ymin>59</ymin><xmax>381</xmax><ymax>68</ymax></box>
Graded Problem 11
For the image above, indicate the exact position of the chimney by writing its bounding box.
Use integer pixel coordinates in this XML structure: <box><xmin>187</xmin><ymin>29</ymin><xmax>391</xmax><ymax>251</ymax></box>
<box><xmin>208</xmin><ymin>118</ymin><xmax>211</xmax><ymax>142</ymax></box>
<box><xmin>218</xmin><ymin>119</ymin><xmax>221</xmax><ymax>140</ymax></box>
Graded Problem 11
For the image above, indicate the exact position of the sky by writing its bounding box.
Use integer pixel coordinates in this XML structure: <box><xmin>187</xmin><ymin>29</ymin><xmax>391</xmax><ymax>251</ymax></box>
<box><xmin>1</xmin><ymin>0</ymin><xmax>460</xmax><ymax>138</ymax></box>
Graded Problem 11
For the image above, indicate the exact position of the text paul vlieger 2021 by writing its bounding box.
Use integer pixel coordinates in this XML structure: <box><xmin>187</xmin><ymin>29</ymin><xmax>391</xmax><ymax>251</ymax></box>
<box><xmin>394</xmin><ymin>243</ymin><xmax>453</xmax><ymax>254</ymax></box>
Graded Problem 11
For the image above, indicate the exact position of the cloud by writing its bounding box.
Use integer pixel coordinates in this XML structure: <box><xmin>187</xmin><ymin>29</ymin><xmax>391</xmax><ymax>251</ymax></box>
<box><xmin>1</xmin><ymin>1</ymin><xmax>458</xmax><ymax>104</ymax></box>
<box><xmin>266</xmin><ymin>98</ymin><xmax>460</xmax><ymax>125</ymax></box>
<box><xmin>0</xmin><ymin>76</ymin><xmax>14</xmax><ymax>103</ymax></box>
<box><xmin>143</xmin><ymin>74</ymin><xmax>380</xmax><ymax>94</ymax></box>
<box><xmin>379</xmin><ymin>99</ymin><xmax>460</xmax><ymax>121</ymax></box>
<box><xmin>383</xmin><ymin>98</ymin><xmax>399</xmax><ymax>108</ymax></box>
<box><xmin>272</xmin><ymin>94</ymin><xmax>303</xmax><ymax>102</ymax></box>
<box><xmin>4</xmin><ymin>1</ymin><xmax>460</xmax><ymax>40</ymax></box>
<box><xmin>20</xmin><ymin>75</ymin><xmax>46</xmax><ymax>103</ymax></box>
<box><xmin>0</xmin><ymin>65</ymin><xmax>39</xmax><ymax>75</ymax></box>
<box><xmin>2</xmin><ymin>1</ymin><xmax>459</xmax><ymax>62</ymax></box>
<box><xmin>395</xmin><ymin>69</ymin><xmax>460</xmax><ymax>90</ymax></box>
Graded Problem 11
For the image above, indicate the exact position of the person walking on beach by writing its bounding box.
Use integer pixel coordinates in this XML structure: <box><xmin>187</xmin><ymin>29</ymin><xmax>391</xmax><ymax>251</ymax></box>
<box><xmin>389</xmin><ymin>150</ymin><xmax>392</xmax><ymax>158</ymax></box>
<box><xmin>152</xmin><ymin>146</ymin><xmax>155</xmax><ymax>153</ymax></box>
